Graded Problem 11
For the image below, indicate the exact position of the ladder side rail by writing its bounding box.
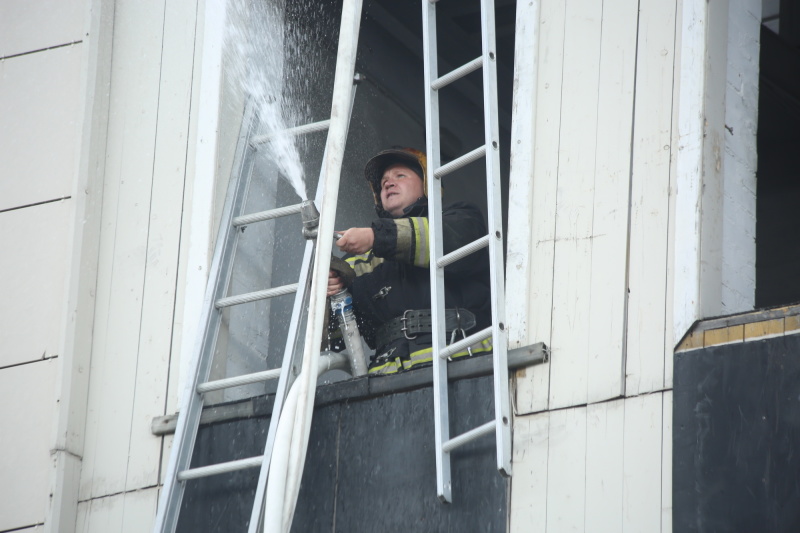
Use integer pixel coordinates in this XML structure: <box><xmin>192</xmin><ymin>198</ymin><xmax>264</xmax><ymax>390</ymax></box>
<box><xmin>480</xmin><ymin>0</ymin><xmax>512</xmax><ymax>476</ymax></box>
<box><xmin>276</xmin><ymin>3</ymin><xmax>365</xmax><ymax>528</ymax></box>
<box><xmin>422</xmin><ymin>0</ymin><xmax>454</xmax><ymax>504</ymax></box>
<box><xmin>154</xmin><ymin>106</ymin><xmax>259</xmax><ymax>533</ymax></box>
<box><xmin>247</xmin><ymin>238</ymin><xmax>314</xmax><ymax>533</ymax></box>
<box><xmin>248</xmin><ymin>76</ymin><xmax>362</xmax><ymax>533</ymax></box>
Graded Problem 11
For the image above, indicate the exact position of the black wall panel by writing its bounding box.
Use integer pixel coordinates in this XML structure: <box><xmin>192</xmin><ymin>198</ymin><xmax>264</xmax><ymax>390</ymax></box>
<box><xmin>674</xmin><ymin>334</ymin><xmax>800</xmax><ymax>532</ymax></box>
<box><xmin>178</xmin><ymin>375</ymin><xmax>507</xmax><ymax>532</ymax></box>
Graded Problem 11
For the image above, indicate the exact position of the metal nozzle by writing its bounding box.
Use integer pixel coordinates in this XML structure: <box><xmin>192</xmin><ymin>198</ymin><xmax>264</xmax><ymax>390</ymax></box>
<box><xmin>300</xmin><ymin>200</ymin><xmax>319</xmax><ymax>239</ymax></box>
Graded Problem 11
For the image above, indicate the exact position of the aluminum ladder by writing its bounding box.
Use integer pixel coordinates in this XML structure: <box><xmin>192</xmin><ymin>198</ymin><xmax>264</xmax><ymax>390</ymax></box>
<box><xmin>153</xmin><ymin>80</ymin><xmax>359</xmax><ymax>533</ymax></box>
<box><xmin>422</xmin><ymin>0</ymin><xmax>512</xmax><ymax>503</ymax></box>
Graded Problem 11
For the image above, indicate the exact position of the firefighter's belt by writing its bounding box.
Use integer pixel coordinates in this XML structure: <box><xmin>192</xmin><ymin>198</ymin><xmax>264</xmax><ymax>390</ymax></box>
<box><xmin>375</xmin><ymin>308</ymin><xmax>476</xmax><ymax>350</ymax></box>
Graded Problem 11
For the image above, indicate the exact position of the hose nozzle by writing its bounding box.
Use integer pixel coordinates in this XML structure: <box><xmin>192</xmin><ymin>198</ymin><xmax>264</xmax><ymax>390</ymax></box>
<box><xmin>300</xmin><ymin>200</ymin><xmax>319</xmax><ymax>239</ymax></box>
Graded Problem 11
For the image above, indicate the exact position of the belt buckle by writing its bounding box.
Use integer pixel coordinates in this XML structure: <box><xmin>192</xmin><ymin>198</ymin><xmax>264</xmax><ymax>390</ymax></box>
<box><xmin>401</xmin><ymin>309</ymin><xmax>418</xmax><ymax>340</ymax></box>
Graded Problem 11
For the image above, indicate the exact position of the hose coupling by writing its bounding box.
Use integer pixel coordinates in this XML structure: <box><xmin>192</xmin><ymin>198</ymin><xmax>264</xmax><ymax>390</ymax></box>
<box><xmin>300</xmin><ymin>200</ymin><xmax>319</xmax><ymax>239</ymax></box>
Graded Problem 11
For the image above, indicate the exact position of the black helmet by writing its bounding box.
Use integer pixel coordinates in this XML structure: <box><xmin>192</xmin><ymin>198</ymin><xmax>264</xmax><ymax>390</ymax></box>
<box><xmin>364</xmin><ymin>147</ymin><xmax>428</xmax><ymax>209</ymax></box>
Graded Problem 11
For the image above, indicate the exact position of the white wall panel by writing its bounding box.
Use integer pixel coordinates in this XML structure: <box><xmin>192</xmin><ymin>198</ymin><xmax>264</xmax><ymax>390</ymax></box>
<box><xmin>0</xmin><ymin>45</ymin><xmax>83</xmax><ymax>211</ymax></box>
<box><xmin>548</xmin><ymin>0</ymin><xmax>602</xmax><ymax>409</ymax></box>
<box><xmin>513</xmin><ymin>0</ymin><xmax>566</xmax><ymax>414</ymax></box>
<box><xmin>625</xmin><ymin>0</ymin><xmax>677</xmax><ymax>396</ymax></box>
<box><xmin>0</xmin><ymin>200</ymin><xmax>72</xmax><ymax>368</ymax></box>
<box><xmin>661</xmin><ymin>391</ymin><xmax>673</xmax><ymax>532</ymax></box>
<box><xmin>80</xmin><ymin>0</ymin><xmax>168</xmax><ymax>499</ymax></box>
<box><xmin>586</xmin><ymin>0</ymin><xmax>638</xmax><ymax>404</ymax></box>
<box><xmin>0</xmin><ymin>359</ymin><xmax>58</xmax><ymax>531</ymax></box>
<box><xmin>585</xmin><ymin>400</ymin><xmax>624</xmax><ymax>533</ymax></box>
<box><xmin>622</xmin><ymin>393</ymin><xmax>664</xmax><ymax>532</ymax></box>
<box><xmin>545</xmin><ymin>407</ymin><xmax>587</xmax><ymax>532</ymax></box>
<box><xmin>76</xmin><ymin>487</ymin><xmax>159</xmax><ymax>533</ymax></box>
<box><xmin>510</xmin><ymin>412</ymin><xmax>549</xmax><ymax>533</ymax></box>
<box><xmin>0</xmin><ymin>0</ymin><xmax>84</xmax><ymax>58</ymax></box>
<box><xmin>125</xmin><ymin>0</ymin><xmax>198</xmax><ymax>493</ymax></box>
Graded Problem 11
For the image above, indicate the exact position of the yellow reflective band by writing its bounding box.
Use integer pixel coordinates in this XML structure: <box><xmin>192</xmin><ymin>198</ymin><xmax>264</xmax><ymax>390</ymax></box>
<box><xmin>411</xmin><ymin>217</ymin><xmax>429</xmax><ymax>268</ymax></box>
<box><xmin>367</xmin><ymin>338</ymin><xmax>494</xmax><ymax>375</ymax></box>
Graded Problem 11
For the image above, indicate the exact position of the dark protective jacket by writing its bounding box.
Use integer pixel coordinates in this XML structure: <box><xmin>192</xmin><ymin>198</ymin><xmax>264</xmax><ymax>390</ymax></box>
<box><xmin>340</xmin><ymin>197</ymin><xmax>493</xmax><ymax>374</ymax></box>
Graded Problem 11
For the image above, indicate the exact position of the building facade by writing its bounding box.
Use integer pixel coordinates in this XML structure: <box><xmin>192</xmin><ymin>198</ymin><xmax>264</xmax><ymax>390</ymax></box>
<box><xmin>0</xmin><ymin>0</ymin><xmax>781</xmax><ymax>531</ymax></box>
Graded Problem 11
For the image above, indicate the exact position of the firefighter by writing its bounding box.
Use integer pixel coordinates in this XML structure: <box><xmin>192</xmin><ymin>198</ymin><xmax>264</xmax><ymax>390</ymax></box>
<box><xmin>327</xmin><ymin>147</ymin><xmax>492</xmax><ymax>375</ymax></box>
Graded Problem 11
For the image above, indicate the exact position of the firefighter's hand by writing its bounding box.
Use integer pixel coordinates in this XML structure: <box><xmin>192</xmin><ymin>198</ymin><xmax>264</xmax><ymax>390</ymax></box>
<box><xmin>328</xmin><ymin>270</ymin><xmax>344</xmax><ymax>296</ymax></box>
<box><xmin>335</xmin><ymin>227</ymin><xmax>374</xmax><ymax>255</ymax></box>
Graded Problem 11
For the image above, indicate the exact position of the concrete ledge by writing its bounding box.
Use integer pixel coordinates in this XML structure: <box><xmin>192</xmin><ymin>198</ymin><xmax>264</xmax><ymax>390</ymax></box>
<box><xmin>152</xmin><ymin>342</ymin><xmax>547</xmax><ymax>435</ymax></box>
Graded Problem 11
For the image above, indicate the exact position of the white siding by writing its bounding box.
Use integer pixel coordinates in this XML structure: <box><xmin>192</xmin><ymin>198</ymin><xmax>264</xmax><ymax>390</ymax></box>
<box><xmin>545</xmin><ymin>408</ymin><xmax>587</xmax><ymax>531</ymax></box>
<box><xmin>510</xmin><ymin>394</ymin><xmax>671</xmax><ymax>533</ymax></box>
<box><xmin>621</xmin><ymin>394</ymin><xmax>664</xmax><ymax>532</ymax></box>
<box><xmin>548</xmin><ymin>0</ymin><xmax>603</xmax><ymax>410</ymax></box>
<box><xmin>0</xmin><ymin>0</ymin><xmax>84</xmax><ymax>58</ymax></box>
<box><xmin>586</xmin><ymin>0</ymin><xmax>638</xmax><ymax>404</ymax></box>
<box><xmin>624</xmin><ymin>0</ymin><xmax>678</xmax><ymax>396</ymax></box>
<box><xmin>0</xmin><ymin>201</ymin><xmax>72</xmax><ymax>368</ymax></box>
<box><xmin>585</xmin><ymin>400</ymin><xmax>624</xmax><ymax>532</ymax></box>
<box><xmin>511</xmin><ymin>0</ymin><xmax>567</xmax><ymax>414</ymax></box>
<box><xmin>79</xmin><ymin>0</ymin><xmax>199</xmax><ymax>506</ymax></box>
<box><xmin>76</xmin><ymin>487</ymin><xmax>159</xmax><ymax>533</ymax></box>
<box><xmin>0</xmin><ymin>359</ymin><xmax>58</xmax><ymax>531</ymax></box>
<box><xmin>505</xmin><ymin>0</ymin><xmax>757</xmax><ymax>530</ymax></box>
<box><xmin>509</xmin><ymin>413</ymin><xmax>549</xmax><ymax>533</ymax></box>
<box><xmin>720</xmin><ymin>0</ymin><xmax>760</xmax><ymax>313</ymax></box>
<box><xmin>0</xmin><ymin>45</ymin><xmax>83</xmax><ymax>211</ymax></box>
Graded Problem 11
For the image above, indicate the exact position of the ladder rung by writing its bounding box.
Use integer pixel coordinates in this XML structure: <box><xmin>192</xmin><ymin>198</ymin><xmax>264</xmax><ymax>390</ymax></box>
<box><xmin>440</xmin><ymin>326</ymin><xmax>492</xmax><ymax>360</ymax></box>
<box><xmin>431</xmin><ymin>57</ymin><xmax>483</xmax><ymax>91</ymax></box>
<box><xmin>177</xmin><ymin>455</ymin><xmax>263</xmax><ymax>481</ymax></box>
<box><xmin>250</xmin><ymin>119</ymin><xmax>330</xmax><ymax>146</ymax></box>
<box><xmin>437</xmin><ymin>235</ymin><xmax>489</xmax><ymax>269</ymax></box>
<box><xmin>434</xmin><ymin>145</ymin><xmax>486</xmax><ymax>179</ymax></box>
<box><xmin>442</xmin><ymin>421</ymin><xmax>495</xmax><ymax>453</ymax></box>
<box><xmin>215</xmin><ymin>283</ymin><xmax>298</xmax><ymax>309</ymax></box>
<box><xmin>197</xmin><ymin>368</ymin><xmax>282</xmax><ymax>394</ymax></box>
<box><xmin>233</xmin><ymin>203</ymin><xmax>304</xmax><ymax>227</ymax></box>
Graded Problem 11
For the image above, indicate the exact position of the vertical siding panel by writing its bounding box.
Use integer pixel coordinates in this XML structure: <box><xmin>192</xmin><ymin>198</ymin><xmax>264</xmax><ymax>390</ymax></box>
<box><xmin>126</xmin><ymin>0</ymin><xmax>197</xmax><ymax>492</ymax></box>
<box><xmin>585</xmin><ymin>400</ymin><xmax>624</xmax><ymax>533</ymax></box>
<box><xmin>546</xmin><ymin>407</ymin><xmax>587</xmax><ymax>532</ymax></box>
<box><xmin>79</xmin><ymin>496</ymin><xmax>123</xmax><ymax>533</ymax></box>
<box><xmin>514</xmin><ymin>0</ymin><xmax>567</xmax><ymax>414</ymax></box>
<box><xmin>510</xmin><ymin>413</ymin><xmax>550</xmax><ymax>533</ymax></box>
<box><xmin>507</xmin><ymin>0</ymin><xmax>538</xmax><ymax>351</ymax></box>
<box><xmin>80</xmin><ymin>0</ymin><xmax>166</xmax><ymax>499</ymax></box>
<box><xmin>121</xmin><ymin>488</ymin><xmax>160</xmax><ymax>533</ymax></box>
<box><xmin>622</xmin><ymin>394</ymin><xmax>663</xmax><ymax>532</ymax></box>
<box><xmin>549</xmin><ymin>0</ymin><xmax>602</xmax><ymax>409</ymax></box>
<box><xmin>661</xmin><ymin>391</ymin><xmax>673</xmax><ymax>532</ymax></box>
<box><xmin>664</xmin><ymin>3</ymin><xmax>683</xmax><ymax>389</ymax></box>
<box><xmin>625</xmin><ymin>0</ymin><xmax>676</xmax><ymax>395</ymax></box>
<box><xmin>586</xmin><ymin>0</ymin><xmax>638</xmax><ymax>404</ymax></box>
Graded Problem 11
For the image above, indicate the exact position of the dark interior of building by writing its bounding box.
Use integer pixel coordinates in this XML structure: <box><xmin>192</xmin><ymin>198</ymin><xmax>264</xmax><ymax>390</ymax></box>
<box><xmin>756</xmin><ymin>8</ymin><xmax>800</xmax><ymax>308</ymax></box>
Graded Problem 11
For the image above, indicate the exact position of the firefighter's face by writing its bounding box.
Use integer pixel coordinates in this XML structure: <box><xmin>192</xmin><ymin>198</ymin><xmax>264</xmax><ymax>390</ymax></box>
<box><xmin>380</xmin><ymin>164</ymin><xmax>424</xmax><ymax>216</ymax></box>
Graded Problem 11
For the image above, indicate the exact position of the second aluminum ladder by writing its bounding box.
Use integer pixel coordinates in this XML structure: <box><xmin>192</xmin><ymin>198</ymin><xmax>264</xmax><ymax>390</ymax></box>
<box><xmin>422</xmin><ymin>0</ymin><xmax>512</xmax><ymax>503</ymax></box>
